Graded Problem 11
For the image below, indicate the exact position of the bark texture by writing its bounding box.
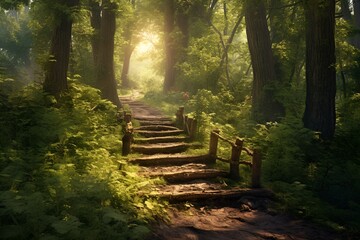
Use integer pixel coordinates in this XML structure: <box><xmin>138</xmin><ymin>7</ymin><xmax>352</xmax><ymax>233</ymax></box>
<box><xmin>163</xmin><ymin>0</ymin><xmax>176</xmax><ymax>92</ymax></box>
<box><xmin>90</xmin><ymin>0</ymin><xmax>101</xmax><ymax>66</ymax></box>
<box><xmin>43</xmin><ymin>0</ymin><xmax>79</xmax><ymax>97</ymax></box>
<box><xmin>354</xmin><ymin>0</ymin><xmax>360</xmax><ymax>49</ymax></box>
<box><xmin>96</xmin><ymin>0</ymin><xmax>122</xmax><ymax>108</ymax></box>
<box><xmin>120</xmin><ymin>27</ymin><xmax>134</xmax><ymax>88</ymax></box>
<box><xmin>244</xmin><ymin>0</ymin><xmax>284</xmax><ymax>122</ymax></box>
<box><xmin>303</xmin><ymin>0</ymin><xmax>336</xmax><ymax>140</ymax></box>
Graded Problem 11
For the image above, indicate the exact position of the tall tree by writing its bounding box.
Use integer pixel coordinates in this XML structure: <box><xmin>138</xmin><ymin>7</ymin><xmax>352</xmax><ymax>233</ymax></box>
<box><xmin>341</xmin><ymin>0</ymin><xmax>352</xmax><ymax>22</ymax></box>
<box><xmin>96</xmin><ymin>0</ymin><xmax>122</xmax><ymax>108</ymax></box>
<box><xmin>303</xmin><ymin>0</ymin><xmax>336</xmax><ymax>140</ymax></box>
<box><xmin>244</xmin><ymin>0</ymin><xmax>284</xmax><ymax>122</ymax></box>
<box><xmin>43</xmin><ymin>0</ymin><xmax>79</xmax><ymax>97</ymax></box>
<box><xmin>163</xmin><ymin>0</ymin><xmax>176</xmax><ymax>92</ymax></box>
<box><xmin>121</xmin><ymin>0</ymin><xmax>136</xmax><ymax>89</ymax></box>
<box><xmin>354</xmin><ymin>0</ymin><xmax>360</xmax><ymax>49</ymax></box>
<box><xmin>90</xmin><ymin>0</ymin><xmax>101</xmax><ymax>66</ymax></box>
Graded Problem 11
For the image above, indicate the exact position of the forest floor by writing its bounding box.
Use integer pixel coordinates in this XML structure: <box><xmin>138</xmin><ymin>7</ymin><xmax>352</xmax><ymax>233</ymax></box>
<box><xmin>121</xmin><ymin>96</ymin><xmax>344</xmax><ymax>240</ymax></box>
<box><xmin>149</xmin><ymin>202</ymin><xmax>342</xmax><ymax>240</ymax></box>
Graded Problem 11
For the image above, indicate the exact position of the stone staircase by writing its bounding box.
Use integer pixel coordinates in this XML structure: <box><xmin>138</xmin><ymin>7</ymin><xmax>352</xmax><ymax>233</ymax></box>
<box><xmin>120</xmin><ymin>97</ymin><xmax>273</xmax><ymax>203</ymax></box>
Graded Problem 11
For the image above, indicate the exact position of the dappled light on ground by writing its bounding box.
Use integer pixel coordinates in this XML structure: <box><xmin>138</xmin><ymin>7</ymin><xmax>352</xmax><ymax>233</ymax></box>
<box><xmin>151</xmin><ymin>206</ymin><xmax>340</xmax><ymax>240</ymax></box>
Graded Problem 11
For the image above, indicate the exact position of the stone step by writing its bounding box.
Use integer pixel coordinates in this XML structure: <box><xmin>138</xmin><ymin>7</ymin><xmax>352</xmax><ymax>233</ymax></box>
<box><xmin>134</xmin><ymin>116</ymin><xmax>173</xmax><ymax>121</ymax></box>
<box><xmin>140</xmin><ymin>163</ymin><xmax>228</xmax><ymax>183</ymax></box>
<box><xmin>135</xmin><ymin>129</ymin><xmax>184</xmax><ymax>137</ymax></box>
<box><xmin>138</xmin><ymin>120</ymin><xmax>175</xmax><ymax>126</ymax></box>
<box><xmin>134</xmin><ymin>125</ymin><xmax>180</xmax><ymax>131</ymax></box>
<box><xmin>134</xmin><ymin>136</ymin><xmax>188</xmax><ymax>144</ymax></box>
<box><xmin>129</xmin><ymin>154</ymin><xmax>211</xmax><ymax>166</ymax></box>
<box><xmin>151</xmin><ymin>183</ymin><xmax>274</xmax><ymax>203</ymax></box>
<box><xmin>132</xmin><ymin>142</ymin><xmax>189</xmax><ymax>155</ymax></box>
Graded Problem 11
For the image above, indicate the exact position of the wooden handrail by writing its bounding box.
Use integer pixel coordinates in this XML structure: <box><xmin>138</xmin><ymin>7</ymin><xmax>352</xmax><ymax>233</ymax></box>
<box><xmin>211</xmin><ymin>131</ymin><xmax>236</xmax><ymax>147</ymax></box>
<box><xmin>207</xmin><ymin>129</ymin><xmax>262</xmax><ymax>188</ymax></box>
<box><xmin>242</xmin><ymin>147</ymin><xmax>253</xmax><ymax>156</ymax></box>
<box><xmin>175</xmin><ymin>107</ymin><xmax>197</xmax><ymax>140</ymax></box>
<box><xmin>175</xmin><ymin>109</ymin><xmax>263</xmax><ymax>188</ymax></box>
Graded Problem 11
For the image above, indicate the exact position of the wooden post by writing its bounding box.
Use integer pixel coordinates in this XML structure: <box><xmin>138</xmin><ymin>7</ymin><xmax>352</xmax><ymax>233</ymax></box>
<box><xmin>124</xmin><ymin>113</ymin><xmax>132</xmax><ymax>123</ymax></box>
<box><xmin>184</xmin><ymin>115</ymin><xmax>189</xmax><ymax>134</ymax></box>
<box><xmin>229</xmin><ymin>138</ymin><xmax>243</xmax><ymax>180</ymax></box>
<box><xmin>187</xmin><ymin>117</ymin><xmax>193</xmax><ymax>136</ymax></box>
<box><xmin>189</xmin><ymin>119</ymin><xmax>197</xmax><ymax>140</ymax></box>
<box><xmin>122</xmin><ymin>113</ymin><xmax>133</xmax><ymax>156</ymax></box>
<box><xmin>176</xmin><ymin>106</ymin><xmax>184</xmax><ymax>129</ymax></box>
<box><xmin>252</xmin><ymin>149</ymin><xmax>262</xmax><ymax>188</ymax></box>
<box><xmin>209</xmin><ymin>129</ymin><xmax>220</xmax><ymax>164</ymax></box>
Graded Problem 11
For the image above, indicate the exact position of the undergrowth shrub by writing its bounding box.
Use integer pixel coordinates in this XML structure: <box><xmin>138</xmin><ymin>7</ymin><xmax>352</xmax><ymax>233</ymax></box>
<box><xmin>253</xmin><ymin>118</ymin><xmax>315</xmax><ymax>183</ymax></box>
<box><xmin>0</xmin><ymin>80</ymin><xmax>165</xmax><ymax>240</ymax></box>
<box><xmin>186</xmin><ymin>89</ymin><xmax>254</xmax><ymax>142</ymax></box>
<box><xmin>254</xmin><ymin>111</ymin><xmax>360</xmax><ymax>234</ymax></box>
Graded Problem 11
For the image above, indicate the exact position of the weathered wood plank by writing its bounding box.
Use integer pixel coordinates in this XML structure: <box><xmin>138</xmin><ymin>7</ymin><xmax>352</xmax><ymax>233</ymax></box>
<box><xmin>135</xmin><ymin>129</ymin><xmax>184</xmax><ymax>137</ymax></box>
<box><xmin>134</xmin><ymin>125</ymin><xmax>180</xmax><ymax>131</ymax></box>
<box><xmin>134</xmin><ymin>136</ymin><xmax>188</xmax><ymax>144</ymax></box>
<box><xmin>130</xmin><ymin>154</ymin><xmax>211</xmax><ymax>166</ymax></box>
<box><xmin>153</xmin><ymin>184</ymin><xmax>274</xmax><ymax>202</ymax></box>
<box><xmin>138</xmin><ymin>120</ymin><xmax>175</xmax><ymax>126</ymax></box>
<box><xmin>132</xmin><ymin>142</ymin><xmax>189</xmax><ymax>155</ymax></box>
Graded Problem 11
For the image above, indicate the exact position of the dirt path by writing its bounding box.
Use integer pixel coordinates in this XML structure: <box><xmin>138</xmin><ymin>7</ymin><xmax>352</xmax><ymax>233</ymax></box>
<box><xmin>120</xmin><ymin>96</ymin><xmax>343</xmax><ymax>240</ymax></box>
<box><xmin>150</xmin><ymin>205</ymin><xmax>341</xmax><ymax>240</ymax></box>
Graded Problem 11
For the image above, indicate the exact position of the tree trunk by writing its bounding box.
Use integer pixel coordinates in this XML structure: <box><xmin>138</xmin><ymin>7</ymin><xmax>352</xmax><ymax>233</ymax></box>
<box><xmin>163</xmin><ymin>0</ymin><xmax>176</xmax><ymax>92</ymax></box>
<box><xmin>269</xmin><ymin>0</ymin><xmax>284</xmax><ymax>43</ymax></box>
<box><xmin>341</xmin><ymin>0</ymin><xmax>352</xmax><ymax>21</ymax></box>
<box><xmin>244</xmin><ymin>0</ymin><xmax>284</xmax><ymax>122</ymax></box>
<box><xmin>303</xmin><ymin>0</ymin><xmax>336</xmax><ymax>140</ymax></box>
<box><xmin>120</xmin><ymin>27</ymin><xmax>134</xmax><ymax>88</ymax></box>
<box><xmin>223</xmin><ymin>2</ymin><xmax>228</xmax><ymax>35</ymax></box>
<box><xmin>43</xmin><ymin>0</ymin><xmax>79</xmax><ymax>97</ymax></box>
<box><xmin>90</xmin><ymin>0</ymin><xmax>101</xmax><ymax>66</ymax></box>
<box><xmin>353</xmin><ymin>0</ymin><xmax>360</xmax><ymax>49</ymax></box>
<box><xmin>121</xmin><ymin>0</ymin><xmax>136</xmax><ymax>89</ymax></box>
<box><xmin>97</xmin><ymin>0</ymin><xmax>122</xmax><ymax>108</ymax></box>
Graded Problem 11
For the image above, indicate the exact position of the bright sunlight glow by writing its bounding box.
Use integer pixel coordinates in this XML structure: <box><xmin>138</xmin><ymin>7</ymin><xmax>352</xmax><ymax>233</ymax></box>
<box><xmin>135</xmin><ymin>32</ymin><xmax>158</xmax><ymax>55</ymax></box>
<box><xmin>129</xmin><ymin>30</ymin><xmax>162</xmax><ymax>90</ymax></box>
<box><xmin>136</xmin><ymin>42</ymin><xmax>153</xmax><ymax>54</ymax></box>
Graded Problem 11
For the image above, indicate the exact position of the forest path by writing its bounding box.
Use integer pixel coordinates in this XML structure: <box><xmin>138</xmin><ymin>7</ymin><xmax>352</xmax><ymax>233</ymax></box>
<box><xmin>119</xmin><ymin>96</ymin><xmax>342</xmax><ymax>240</ymax></box>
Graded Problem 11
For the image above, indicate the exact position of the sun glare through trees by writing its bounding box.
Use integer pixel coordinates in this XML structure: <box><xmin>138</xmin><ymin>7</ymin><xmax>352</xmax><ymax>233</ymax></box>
<box><xmin>0</xmin><ymin>0</ymin><xmax>359</xmax><ymax>239</ymax></box>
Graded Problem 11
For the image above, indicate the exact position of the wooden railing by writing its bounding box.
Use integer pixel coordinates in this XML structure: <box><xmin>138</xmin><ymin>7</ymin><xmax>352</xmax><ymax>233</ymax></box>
<box><xmin>175</xmin><ymin>106</ymin><xmax>197</xmax><ymax>140</ymax></box>
<box><xmin>209</xmin><ymin>129</ymin><xmax>262</xmax><ymax>188</ymax></box>
<box><xmin>121</xmin><ymin>107</ymin><xmax>262</xmax><ymax>188</ymax></box>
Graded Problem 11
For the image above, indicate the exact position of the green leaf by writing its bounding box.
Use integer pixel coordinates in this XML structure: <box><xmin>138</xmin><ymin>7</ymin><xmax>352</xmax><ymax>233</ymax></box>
<box><xmin>129</xmin><ymin>225</ymin><xmax>150</xmax><ymax>240</ymax></box>
<box><xmin>144</xmin><ymin>200</ymin><xmax>154</xmax><ymax>210</ymax></box>
<box><xmin>51</xmin><ymin>216</ymin><xmax>82</xmax><ymax>235</ymax></box>
<box><xmin>102</xmin><ymin>208</ymin><xmax>127</xmax><ymax>224</ymax></box>
<box><xmin>0</xmin><ymin>225</ymin><xmax>23</xmax><ymax>239</ymax></box>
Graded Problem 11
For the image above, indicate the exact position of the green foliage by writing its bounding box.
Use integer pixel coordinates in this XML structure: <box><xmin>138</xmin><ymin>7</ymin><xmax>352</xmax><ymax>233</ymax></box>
<box><xmin>253</xmin><ymin>111</ymin><xmax>360</xmax><ymax>233</ymax></box>
<box><xmin>0</xmin><ymin>80</ymin><xmax>165</xmax><ymax>239</ymax></box>
<box><xmin>0</xmin><ymin>8</ymin><xmax>32</xmax><ymax>80</ymax></box>
<box><xmin>253</xmin><ymin>118</ymin><xmax>316</xmax><ymax>183</ymax></box>
<box><xmin>143</xmin><ymin>90</ymin><xmax>188</xmax><ymax>116</ymax></box>
<box><xmin>0</xmin><ymin>0</ymin><xmax>29</xmax><ymax>10</ymax></box>
<box><xmin>186</xmin><ymin>89</ymin><xmax>254</xmax><ymax>140</ymax></box>
<box><xmin>178</xmin><ymin>34</ymin><xmax>221</xmax><ymax>92</ymax></box>
<box><xmin>268</xmin><ymin>181</ymin><xmax>360</xmax><ymax>233</ymax></box>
